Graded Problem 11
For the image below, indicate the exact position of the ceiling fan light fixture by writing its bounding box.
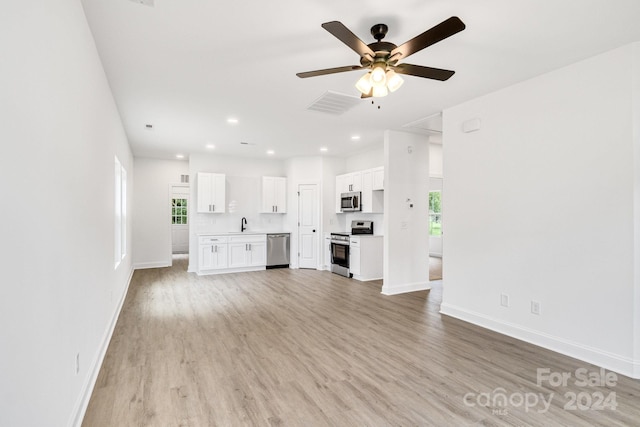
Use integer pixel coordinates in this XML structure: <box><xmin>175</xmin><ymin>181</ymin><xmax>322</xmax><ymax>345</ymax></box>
<box><xmin>370</xmin><ymin>64</ymin><xmax>387</xmax><ymax>86</ymax></box>
<box><xmin>386</xmin><ymin>69</ymin><xmax>404</xmax><ymax>92</ymax></box>
<box><xmin>372</xmin><ymin>84</ymin><xmax>389</xmax><ymax>98</ymax></box>
<box><xmin>355</xmin><ymin>72</ymin><xmax>373</xmax><ymax>95</ymax></box>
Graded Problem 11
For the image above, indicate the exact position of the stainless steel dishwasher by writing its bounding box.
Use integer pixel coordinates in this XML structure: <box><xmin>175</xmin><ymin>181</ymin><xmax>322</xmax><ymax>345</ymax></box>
<box><xmin>266</xmin><ymin>233</ymin><xmax>290</xmax><ymax>268</ymax></box>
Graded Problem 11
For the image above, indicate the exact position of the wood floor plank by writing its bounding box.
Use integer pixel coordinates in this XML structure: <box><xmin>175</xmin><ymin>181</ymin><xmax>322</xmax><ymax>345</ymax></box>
<box><xmin>82</xmin><ymin>257</ymin><xmax>640</xmax><ymax>426</ymax></box>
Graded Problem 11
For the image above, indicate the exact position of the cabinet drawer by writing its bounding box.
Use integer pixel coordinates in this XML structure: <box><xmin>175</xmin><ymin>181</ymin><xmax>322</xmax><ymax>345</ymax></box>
<box><xmin>228</xmin><ymin>234</ymin><xmax>266</xmax><ymax>244</ymax></box>
<box><xmin>199</xmin><ymin>236</ymin><xmax>228</xmax><ymax>244</ymax></box>
<box><xmin>349</xmin><ymin>237</ymin><xmax>360</xmax><ymax>247</ymax></box>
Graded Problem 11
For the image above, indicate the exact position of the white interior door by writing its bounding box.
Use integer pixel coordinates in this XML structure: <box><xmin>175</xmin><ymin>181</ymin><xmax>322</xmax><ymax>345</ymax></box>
<box><xmin>298</xmin><ymin>184</ymin><xmax>319</xmax><ymax>269</ymax></box>
<box><xmin>171</xmin><ymin>184</ymin><xmax>190</xmax><ymax>254</ymax></box>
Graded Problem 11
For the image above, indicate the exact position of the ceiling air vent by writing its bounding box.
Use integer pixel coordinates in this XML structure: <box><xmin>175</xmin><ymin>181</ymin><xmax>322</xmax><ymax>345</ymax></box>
<box><xmin>129</xmin><ymin>0</ymin><xmax>154</xmax><ymax>7</ymax></box>
<box><xmin>306</xmin><ymin>91</ymin><xmax>362</xmax><ymax>115</ymax></box>
<box><xmin>402</xmin><ymin>113</ymin><xmax>443</xmax><ymax>134</ymax></box>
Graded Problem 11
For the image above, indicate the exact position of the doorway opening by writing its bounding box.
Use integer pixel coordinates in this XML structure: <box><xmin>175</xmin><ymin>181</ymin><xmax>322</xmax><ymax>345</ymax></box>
<box><xmin>170</xmin><ymin>184</ymin><xmax>190</xmax><ymax>259</ymax></box>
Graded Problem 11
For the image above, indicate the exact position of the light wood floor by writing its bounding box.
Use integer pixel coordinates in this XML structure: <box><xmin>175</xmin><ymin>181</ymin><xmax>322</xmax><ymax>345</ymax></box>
<box><xmin>429</xmin><ymin>256</ymin><xmax>442</xmax><ymax>281</ymax></box>
<box><xmin>83</xmin><ymin>257</ymin><xmax>640</xmax><ymax>426</ymax></box>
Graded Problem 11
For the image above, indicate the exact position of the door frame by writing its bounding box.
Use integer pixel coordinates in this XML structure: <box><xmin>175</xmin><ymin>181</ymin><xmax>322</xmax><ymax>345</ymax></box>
<box><xmin>169</xmin><ymin>183</ymin><xmax>190</xmax><ymax>265</ymax></box>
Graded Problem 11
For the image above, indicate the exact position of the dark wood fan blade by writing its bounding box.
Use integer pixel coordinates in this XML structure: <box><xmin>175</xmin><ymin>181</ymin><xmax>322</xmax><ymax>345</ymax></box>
<box><xmin>322</xmin><ymin>21</ymin><xmax>375</xmax><ymax>59</ymax></box>
<box><xmin>392</xmin><ymin>63</ymin><xmax>455</xmax><ymax>81</ymax></box>
<box><xmin>390</xmin><ymin>17</ymin><xmax>465</xmax><ymax>60</ymax></box>
<box><xmin>361</xmin><ymin>89</ymin><xmax>373</xmax><ymax>99</ymax></box>
<box><xmin>296</xmin><ymin>65</ymin><xmax>364</xmax><ymax>78</ymax></box>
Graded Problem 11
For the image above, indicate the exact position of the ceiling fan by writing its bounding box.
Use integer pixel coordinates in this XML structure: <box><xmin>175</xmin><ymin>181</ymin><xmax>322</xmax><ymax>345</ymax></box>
<box><xmin>296</xmin><ymin>17</ymin><xmax>465</xmax><ymax>98</ymax></box>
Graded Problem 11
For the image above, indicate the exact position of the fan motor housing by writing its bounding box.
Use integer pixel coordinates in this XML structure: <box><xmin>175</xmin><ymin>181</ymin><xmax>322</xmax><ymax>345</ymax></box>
<box><xmin>360</xmin><ymin>41</ymin><xmax>397</xmax><ymax>67</ymax></box>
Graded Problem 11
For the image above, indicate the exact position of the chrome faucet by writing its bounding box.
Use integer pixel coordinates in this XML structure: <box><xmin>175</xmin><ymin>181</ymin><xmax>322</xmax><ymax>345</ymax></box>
<box><xmin>241</xmin><ymin>217</ymin><xmax>247</xmax><ymax>232</ymax></box>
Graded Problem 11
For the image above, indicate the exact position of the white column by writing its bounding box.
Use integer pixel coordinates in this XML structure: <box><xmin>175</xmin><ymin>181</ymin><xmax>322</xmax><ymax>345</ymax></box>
<box><xmin>382</xmin><ymin>130</ymin><xmax>430</xmax><ymax>295</ymax></box>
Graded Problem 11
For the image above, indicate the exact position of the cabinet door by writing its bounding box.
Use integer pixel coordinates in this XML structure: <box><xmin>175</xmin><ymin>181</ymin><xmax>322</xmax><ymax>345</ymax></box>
<box><xmin>372</xmin><ymin>167</ymin><xmax>384</xmax><ymax>190</ymax></box>
<box><xmin>261</xmin><ymin>176</ymin><xmax>276</xmax><ymax>212</ymax></box>
<box><xmin>324</xmin><ymin>235</ymin><xmax>332</xmax><ymax>270</ymax></box>
<box><xmin>212</xmin><ymin>174</ymin><xmax>226</xmax><ymax>212</ymax></box>
<box><xmin>262</xmin><ymin>177</ymin><xmax>287</xmax><ymax>213</ymax></box>
<box><xmin>361</xmin><ymin>169</ymin><xmax>373</xmax><ymax>213</ymax></box>
<box><xmin>350</xmin><ymin>238</ymin><xmax>361</xmax><ymax>275</ymax></box>
<box><xmin>199</xmin><ymin>243</ymin><xmax>215</xmax><ymax>269</ymax></box>
<box><xmin>197</xmin><ymin>172</ymin><xmax>226</xmax><ymax>213</ymax></box>
<box><xmin>228</xmin><ymin>243</ymin><xmax>248</xmax><ymax>268</ymax></box>
<box><xmin>350</xmin><ymin>172</ymin><xmax>363</xmax><ymax>192</ymax></box>
<box><xmin>211</xmin><ymin>244</ymin><xmax>228</xmax><ymax>269</ymax></box>
<box><xmin>335</xmin><ymin>174</ymin><xmax>346</xmax><ymax>213</ymax></box>
<box><xmin>200</xmin><ymin>243</ymin><xmax>228</xmax><ymax>270</ymax></box>
<box><xmin>197</xmin><ymin>172</ymin><xmax>213</xmax><ymax>213</ymax></box>
<box><xmin>248</xmin><ymin>241</ymin><xmax>266</xmax><ymax>266</ymax></box>
<box><xmin>274</xmin><ymin>177</ymin><xmax>287</xmax><ymax>213</ymax></box>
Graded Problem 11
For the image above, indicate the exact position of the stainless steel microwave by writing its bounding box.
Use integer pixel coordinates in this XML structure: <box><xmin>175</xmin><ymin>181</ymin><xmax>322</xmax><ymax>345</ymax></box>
<box><xmin>340</xmin><ymin>191</ymin><xmax>361</xmax><ymax>212</ymax></box>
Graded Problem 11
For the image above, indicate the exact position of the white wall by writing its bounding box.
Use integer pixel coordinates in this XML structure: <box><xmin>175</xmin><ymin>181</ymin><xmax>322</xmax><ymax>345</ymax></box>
<box><xmin>633</xmin><ymin>43</ymin><xmax>640</xmax><ymax>380</ymax></box>
<box><xmin>0</xmin><ymin>1</ymin><xmax>134</xmax><ymax>425</ymax></box>
<box><xmin>429</xmin><ymin>143</ymin><xmax>443</xmax><ymax>178</ymax></box>
<box><xmin>345</xmin><ymin>144</ymin><xmax>384</xmax><ymax>171</ymax></box>
<box><xmin>133</xmin><ymin>158</ymin><xmax>188</xmax><ymax>268</ymax></box>
<box><xmin>441</xmin><ymin>43</ymin><xmax>640</xmax><ymax>378</ymax></box>
<box><xmin>321</xmin><ymin>156</ymin><xmax>347</xmax><ymax>234</ymax></box>
<box><xmin>382</xmin><ymin>131</ymin><xmax>430</xmax><ymax>295</ymax></box>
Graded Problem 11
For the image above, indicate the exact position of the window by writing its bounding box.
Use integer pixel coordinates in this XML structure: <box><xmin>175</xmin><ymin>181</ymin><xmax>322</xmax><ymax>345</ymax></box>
<box><xmin>172</xmin><ymin>198</ymin><xmax>188</xmax><ymax>225</ymax></box>
<box><xmin>429</xmin><ymin>191</ymin><xmax>442</xmax><ymax>236</ymax></box>
<box><xmin>115</xmin><ymin>156</ymin><xmax>127</xmax><ymax>268</ymax></box>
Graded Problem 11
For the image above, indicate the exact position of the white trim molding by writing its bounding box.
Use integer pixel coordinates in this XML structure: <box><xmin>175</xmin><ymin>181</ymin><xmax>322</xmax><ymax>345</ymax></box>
<box><xmin>382</xmin><ymin>281</ymin><xmax>430</xmax><ymax>296</ymax></box>
<box><xmin>70</xmin><ymin>267</ymin><xmax>134</xmax><ymax>426</ymax></box>
<box><xmin>440</xmin><ymin>302</ymin><xmax>640</xmax><ymax>379</ymax></box>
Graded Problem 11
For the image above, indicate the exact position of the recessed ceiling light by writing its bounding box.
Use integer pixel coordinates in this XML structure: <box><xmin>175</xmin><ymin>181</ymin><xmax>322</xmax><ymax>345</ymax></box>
<box><xmin>266</xmin><ymin>150</ymin><xmax>275</xmax><ymax>155</ymax></box>
<box><xmin>227</xmin><ymin>118</ymin><xmax>239</xmax><ymax>124</ymax></box>
<box><xmin>205</xmin><ymin>144</ymin><xmax>215</xmax><ymax>149</ymax></box>
<box><xmin>351</xmin><ymin>135</ymin><xmax>360</xmax><ymax>141</ymax></box>
<box><xmin>176</xmin><ymin>154</ymin><xmax>184</xmax><ymax>159</ymax></box>
<box><xmin>320</xmin><ymin>147</ymin><xmax>328</xmax><ymax>152</ymax></box>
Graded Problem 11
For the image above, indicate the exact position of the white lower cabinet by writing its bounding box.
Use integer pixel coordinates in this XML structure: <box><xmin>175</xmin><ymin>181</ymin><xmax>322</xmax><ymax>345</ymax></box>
<box><xmin>198</xmin><ymin>234</ymin><xmax>267</xmax><ymax>275</ymax></box>
<box><xmin>324</xmin><ymin>233</ymin><xmax>332</xmax><ymax>270</ymax></box>
<box><xmin>349</xmin><ymin>236</ymin><xmax>383</xmax><ymax>281</ymax></box>
<box><xmin>199</xmin><ymin>236</ymin><xmax>228</xmax><ymax>271</ymax></box>
<box><xmin>228</xmin><ymin>238</ymin><xmax>266</xmax><ymax>268</ymax></box>
<box><xmin>350</xmin><ymin>239</ymin><xmax>361</xmax><ymax>276</ymax></box>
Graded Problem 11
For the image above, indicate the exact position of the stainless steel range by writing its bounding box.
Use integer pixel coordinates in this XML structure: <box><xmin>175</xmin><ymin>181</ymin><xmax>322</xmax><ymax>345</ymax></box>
<box><xmin>330</xmin><ymin>220</ymin><xmax>374</xmax><ymax>278</ymax></box>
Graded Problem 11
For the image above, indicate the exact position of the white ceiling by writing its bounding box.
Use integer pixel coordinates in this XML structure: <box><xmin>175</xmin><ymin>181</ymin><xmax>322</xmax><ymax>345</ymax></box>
<box><xmin>80</xmin><ymin>0</ymin><xmax>640</xmax><ymax>160</ymax></box>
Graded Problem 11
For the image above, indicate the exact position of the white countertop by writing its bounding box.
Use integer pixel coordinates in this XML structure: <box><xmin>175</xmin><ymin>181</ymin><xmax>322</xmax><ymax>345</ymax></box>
<box><xmin>198</xmin><ymin>231</ymin><xmax>290</xmax><ymax>236</ymax></box>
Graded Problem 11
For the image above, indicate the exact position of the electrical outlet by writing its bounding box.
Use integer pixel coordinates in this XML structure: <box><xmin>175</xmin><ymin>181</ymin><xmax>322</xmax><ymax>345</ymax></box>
<box><xmin>75</xmin><ymin>353</ymin><xmax>80</xmax><ymax>375</ymax></box>
<box><xmin>531</xmin><ymin>301</ymin><xmax>541</xmax><ymax>315</ymax></box>
<box><xmin>500</xmin><ymin>293</ymin><xmax>509</xmax><ymax>307</ymax></box>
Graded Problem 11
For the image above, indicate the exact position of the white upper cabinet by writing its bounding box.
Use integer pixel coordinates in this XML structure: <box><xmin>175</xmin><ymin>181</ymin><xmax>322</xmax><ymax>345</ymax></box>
<box><xmin>336</xmin><ymin>167</ymin><xmax>384</xmax><ymax>213</ymax></box>
<box><xmin>344</xmin><ymin>171</ymin><xmax>362</xmax><ymax>192</ymax></box>
<box><xmin>261</xmin><ymin>176</ymin><xmax>287</xmax><ymax>213</ymax></box>
<box><xmin>372</xmin><ymin>166</ymin><xmax>384</xmax><ymax>190</ymax></box>
<box><xmin>197</xmin><ymin>172</ymin><xmax>226</xmax><ymax>213</ymax></box>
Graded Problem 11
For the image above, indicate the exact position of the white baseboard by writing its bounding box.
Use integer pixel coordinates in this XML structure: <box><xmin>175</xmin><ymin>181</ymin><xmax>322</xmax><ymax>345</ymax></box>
<box><xmin>133</xmin><ymin>261</ymin><xmax>171</xmax><ymax>270</ymax></box>
<box><xmin>70</xmin><ymin>267</ymin><xmax>134</xmax><ymax>427</ymax></box>
<box><xmin>440</xmin><ymin>302</ymin><xmax>640</xmax><ymax>379</ymax></box>
<box><xmin>381</xmin><ymin>281</ymin><xmax>430</xmax><ymax>295</ymax></box>
<box><xmin>196</xmin><ymin>266</ymin><xmax>266</xmax><ymax>276</ymax></box>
